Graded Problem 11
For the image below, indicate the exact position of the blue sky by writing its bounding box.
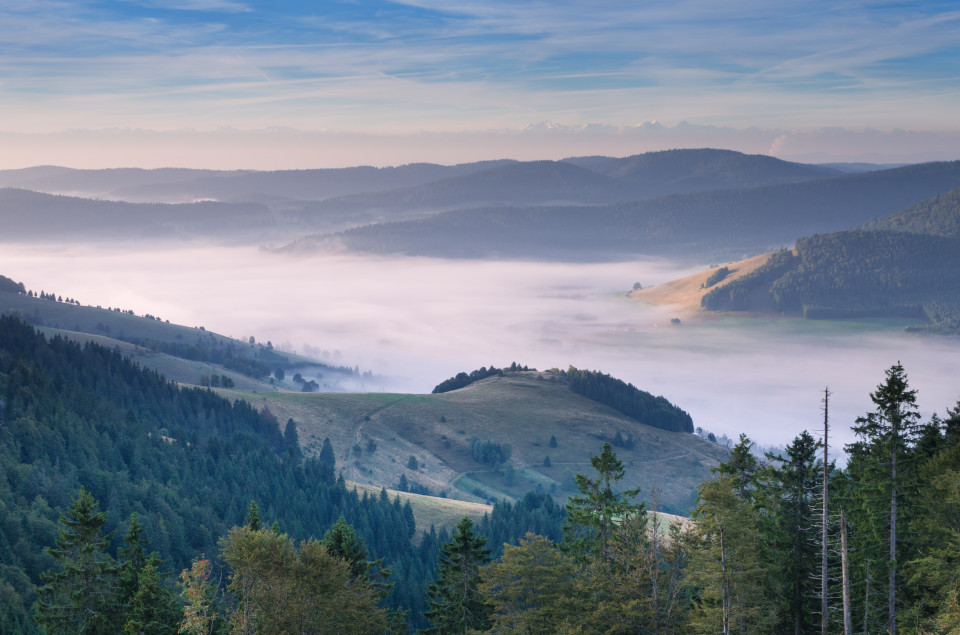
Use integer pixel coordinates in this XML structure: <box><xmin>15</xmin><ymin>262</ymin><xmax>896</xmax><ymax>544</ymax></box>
<box><xmin>2</xmin><ymin>0</ymin><xmax>959</xmax><ymax>166</ymax></box>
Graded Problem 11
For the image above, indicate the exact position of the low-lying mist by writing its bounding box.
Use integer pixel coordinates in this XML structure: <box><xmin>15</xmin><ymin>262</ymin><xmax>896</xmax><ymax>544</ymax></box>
<box><xmin>3</xmin><ymin>242</ymin><xmax>958</xmax><ymax>454</ymax></box>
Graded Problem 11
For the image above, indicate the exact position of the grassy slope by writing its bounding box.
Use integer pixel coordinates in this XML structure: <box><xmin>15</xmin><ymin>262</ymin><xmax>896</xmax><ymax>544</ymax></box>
<box><xmin>630</xmin><ymin>252</ymin><xmax>776</xmax><ymax>315</ymax></box>
<box><xmin>221</xmin><ymin>372</ymin><xmax>726</xmax><ymax>515</ymax></box>
<box><xmin>0</xmin><ymin>289</ymin><xmax>326</xmax><ymax>389</ymax></box>
<box><xmin>346</xmin><ymin>481</ymin><xmax>493</xmax><ymax>534</ymax></box>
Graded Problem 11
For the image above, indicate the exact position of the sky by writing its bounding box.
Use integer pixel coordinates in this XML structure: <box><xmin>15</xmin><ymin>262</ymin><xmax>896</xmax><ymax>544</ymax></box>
<box><xmin>2</xmin><ymin>0</ymin><xmax>960</xmax><ymax>168</ymax></box>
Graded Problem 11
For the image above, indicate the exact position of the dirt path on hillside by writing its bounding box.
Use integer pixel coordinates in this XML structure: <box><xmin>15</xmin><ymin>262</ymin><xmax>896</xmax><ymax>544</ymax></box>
<box><xmin>347</xmin><ymin>397</ymin><xmax>408</xmax><ymax>482</ymax></box>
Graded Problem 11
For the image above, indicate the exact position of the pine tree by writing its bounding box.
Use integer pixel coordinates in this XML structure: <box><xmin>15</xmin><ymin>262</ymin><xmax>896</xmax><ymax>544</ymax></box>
<box><xmin>118</xmin><ymin>513</ymin><xmax>148</xmax><ymax>610</ymax></box>
<box><xmin>122</xmin><ymin>556</ymin><xmax>179</xmax><ymax>635</ymax></box>
<box><xmin>479</xmin><ymin>533</ymin><xmax>580</xmax><ymax>632</ymax></box>
<box><xmin>562</xmin><ymin>442</ymin><xmax>643</xmax><ymax>561</ymax></box>
<box><xmin>246</xmin><ymin>501</ymin><xmax>261</xmax><ymax>531</ymax></box>
<box><xmin>715</xmin><ymin>433</ymin><xmax>759</xmax><ymax>500</ymax></box>
<box><xmin>34</xmin><ymin>487</ymin><xmax>121</xmax><ymax>634</ymax></box>
<box><xmin>423</xmin><ymin>517</ymin><xmax>491</xmax><ymax>633</ymax></box>
<box><xmin>323</xmin><ymin>515</ymin><xmax>392</xmax><ymax>595</ymax></box>
<box><xmin>754</xmin><ymin>431</ymin><xmax>823</xmax><ymax>634</ymax></box>
<box><xmin>686</xmin><ymin>476</ymin><xmax>775</xmax><ymax>635</ymax></box>
<box><xmin>845</xmin><ymin>362</ymin><xmax>922</xmax><ymax>635</ymax></box>
<box><xmin>319</xmin><ymin>437</ymin><xmax>336</xmax><ymax>470</ymax></box>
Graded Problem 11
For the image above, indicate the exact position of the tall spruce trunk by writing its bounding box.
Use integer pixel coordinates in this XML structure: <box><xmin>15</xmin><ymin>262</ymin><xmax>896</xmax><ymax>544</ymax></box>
<box><xmin>889</xmin><ymin>443</ymin><xmax>897</xmax><ymax>635</ymax></box>
<box><xmin>720</xmin><ymin>520</ymin><xmax>730</xmax><ymax>635</ymax></box>
<box><xmin>822</xmin><ymin>388</ymin><xmax>830</xmax><ymax>635</ymax></box>
<box><xmin>841</xmin><ymin>509</ymin><xmax>852</xmax><ymax>635</ymax></box>
<box><xmin>863</xmin><ymin>562</ymin><xmax>871</xmax><ymax>635</ymax></box>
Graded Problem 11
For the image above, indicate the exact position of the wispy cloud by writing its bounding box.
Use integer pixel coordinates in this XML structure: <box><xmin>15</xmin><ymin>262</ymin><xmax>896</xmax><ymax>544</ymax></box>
<box><xmin>0</xmin><ymin>0</ymin><xmax>959</xmax><ymax>149</ymax></box>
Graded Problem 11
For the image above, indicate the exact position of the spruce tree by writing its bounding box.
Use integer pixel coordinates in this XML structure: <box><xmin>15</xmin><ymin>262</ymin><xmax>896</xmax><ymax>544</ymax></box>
<box><xmin>122</xmin><ymin>556</ymin><xmax>179</xmax><ymax>635</ymax></box>
<box><xmin>246</xmin><ymin>501</ymin><xmax>261</xmax><ymax>531</ymax></box>
<box><xmin>755</xmin><ymin>430</ymin><xmax>823</xmax><ymax>633</ymax></box>
<box><xmin>846</xmin><ymin>362</ymin><xmax>922</xmax><ymax>635</ymax></box>
<box><xmin>562</xmin><ymin>442</ymin><xmax>643</xmax><ymax>561</ymax></box>
<box><xmin>34</xmin><ymin>487</ymin><xmax>120</xmax><ymax>634</ymax></box>
<box><xmin>423</xmin><ymin>517</ymin><xmax>491</xmax><ymax>634</ymax></box>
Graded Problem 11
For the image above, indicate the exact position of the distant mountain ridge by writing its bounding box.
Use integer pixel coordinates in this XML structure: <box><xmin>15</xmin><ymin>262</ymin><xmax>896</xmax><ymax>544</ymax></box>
<box><xmin>320</xmin><ymin>160</ymin><xmax>960</xmax><ymax>261</ymax></box>
<box><xmin>564</xmin><ymin>148</ymin><xmax>839</xmax><ymax>194</ymax></box>
<box><xmin>4</xmin><ymin>150</ymin><xmax>953</xmax><ymax>262</ymax></box>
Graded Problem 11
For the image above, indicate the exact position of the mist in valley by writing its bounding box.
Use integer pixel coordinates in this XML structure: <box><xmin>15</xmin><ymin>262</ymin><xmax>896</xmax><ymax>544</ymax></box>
<box><xmin>2</xmin><ymin>241</ymin><xmax>958</xmax><ymax>455</ymax></box>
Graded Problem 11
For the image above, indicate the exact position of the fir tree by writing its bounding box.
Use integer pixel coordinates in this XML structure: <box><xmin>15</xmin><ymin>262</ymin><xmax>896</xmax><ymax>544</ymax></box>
<box><xmin>423</xmin><ymin>517</ymin><xmax>491</xmax><ymax>633</ymax></box>
<box><xmin>34</xmin><ymin>487</ymin><xmax>120</xmax><ymax>634</ymax></box>
<box><xmin>846</xmin><ymin>362</ymin><xmax>922</xmax><ymax>634</ymax></box>
<box><xmin>122</xmin><ymin>557</ymin><xmax>178</xmax><ymax>635</ymax></box>
<box><xmin>246</xmin><ymin>501</ymin><xmax>261</xmax><ymax>531</ymax></box>
<box><xmin>562</xmin><ymin>443</ymin><xmax>643</xmax><ymax>561</ymax></box>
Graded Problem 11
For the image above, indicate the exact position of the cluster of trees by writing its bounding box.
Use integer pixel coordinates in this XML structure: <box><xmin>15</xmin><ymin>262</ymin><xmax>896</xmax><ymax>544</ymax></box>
<box><xmin>198</xmin><ymin>373</ymin><xmax>235</xmax><ymax>388</ymax></box>
<box><xmin>431</xmin><ymin>366</ymin><xmax>504</xmax><ymax>394</ymax></box>
<box><xmin>432</xmin><ymin>363</ymin><xmax>536</xmax><ymax>394</ymax></box>
<box><xmin>563</xmin><ymin>366</ymin><xmax>695</xmax><ymax>433</ymax></box>
<box><xmin>470</xmin><ymin>438</ymin><xmax>512</xmax><ymax>466</ymax></box>
<box><xmin>701</xmin><ymin>266</ymin><xmax>730</xmax><ymax>288</ymax></box>
<box><xmin>0</xmin><ymin>274</ymin><xmax>26</xmax><ymax>295</ymax></box>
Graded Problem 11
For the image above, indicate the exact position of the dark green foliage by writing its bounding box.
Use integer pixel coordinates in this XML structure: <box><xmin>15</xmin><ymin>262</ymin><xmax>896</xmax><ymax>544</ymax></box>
<box><xmin>246</xmin><ymin>502</ymin><xmax>261</xmax><ymax>531</ymax></box>
<box><xmin>562</xmin><ymin>443</ymin><xmax>643</xmax><ymax>560</ymax></box>
<box><xmin>563</xmin><ymin>366</ymin><xmax>694</xmax><ymax>433</ymax></box>
<box><xmin>0</xmin><ymin>274</ymin><xmax>26</xmax><ymax>295</ymax></box>
<box><xmin>475</xmin><ymin>492</ymin><xmax>566</xmax><ymax>560</ymax></box>
<box><xmin>0</xmin><ymin>317</ymin><xmax>420</xmax><ymax>631</ymax></box>
<box><xmin>319</xmin><ymin>437</ymin><xmax>336</xmax><ymax>470</ymax></box>
<box><xmin>754</xmin><ymin>431</ymin><xmax>824</xmax><ymax>633</ymax></box>
<box><xmin>702</xmin><ymin>230</ymin><xmax>960</xmax><ymax>332</ymax></box>
<box><xmin>34</xmin><ymin>487</ymin><xmax>119</xmax><ymax>634</ymax></box>
<box><xmin>407</xmin><ymin>455</ymin><xmax>419</xmax><ymax>470</ymax></box>
<box><xmin>701</xmin><ymin>248</ymin><xmax>799</xmax><ymax>311</ymax></box>
<box><xmin>865</xmin><ymin>185</ymin><xmax>960</xmax><ymax>238</ymax></box>
<box><xmin>283</xmin><ymin>418</ymin><xmax>299</xmax><ymax>452</ymax></box>
<box><xmin>122</xmin><ymin>557</ymin><xmax>178</xmax><ymax>635</ymax></box>
<box><xmin>470</xmin><ymin>438</ymin><xmax>511</xmax><ymax>466</ymax></box>
<box><xmin>714</xmin><ymin>433</ymin><xmax>759</xmax><ymax>500</ymax></box>
<box><xmin>322</xmin><ymin>515</ymin><xmax>392</xmax><ymax>597</ymax></box>
<box><xmin>702</xmin><ymin>266</ymin><xmax>730</xmax><ymax>288</ymax></box>
<box><xmin>843</xmin><ymin>362</ymin><xmax>924</xmax><ymax>632</ymax></box>
<box><xmin>423</xmin><ymin>517</ymin><xmax>491</xmax><ymax>634</ymax></box>
<box><xmin>431</xmin><ymin>365</ymin><xmax>503</xmax><ymax>394</ymax></box>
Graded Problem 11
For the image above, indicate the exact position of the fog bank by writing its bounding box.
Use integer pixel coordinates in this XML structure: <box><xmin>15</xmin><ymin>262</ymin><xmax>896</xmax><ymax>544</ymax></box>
<box><xmin>2</xmin><ymin>243</ymin><xmax>958</xmax><ymax>453</ymax></box>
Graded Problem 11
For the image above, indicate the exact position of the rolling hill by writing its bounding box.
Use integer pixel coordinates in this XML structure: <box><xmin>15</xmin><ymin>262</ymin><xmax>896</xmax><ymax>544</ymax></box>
<box><xmin>222</xmin><ymin>371</ymin><xmax>725</xmax><ymax>515</ymax></box>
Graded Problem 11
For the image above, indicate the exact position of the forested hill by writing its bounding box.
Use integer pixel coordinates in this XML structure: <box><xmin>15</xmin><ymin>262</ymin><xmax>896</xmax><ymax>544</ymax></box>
<box><xmin>299</xmin><ymin>160</ymin><xmax>646</xmax><ymax>213</ymax></box>
<box><xmin>0</xmin><ymin>188</ymin><xmax>272</xmax><ymax>241</ymax></box>
<box><xmin>863</xmin><ymin>185</ymin><xmax>960</xmax><ymax>238</ymax></box>
<box><xmin>563</xmin><ymin>147</ymin><xmax>839</xmax><ymax>194</ymax></box>
<box><xmin>0</xmin><ymin>316</ymin><xmax>443</xmax><ymax>631</ymax></box>
<box><xmin>699</xmin><ymin>231</ymin><xmax>960</xmax><ymax>333</ymax></box>
<box><xmin>325</xmin><ymin>160</ymin><xmax>960</xmax><ymax>261</ymax></box>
